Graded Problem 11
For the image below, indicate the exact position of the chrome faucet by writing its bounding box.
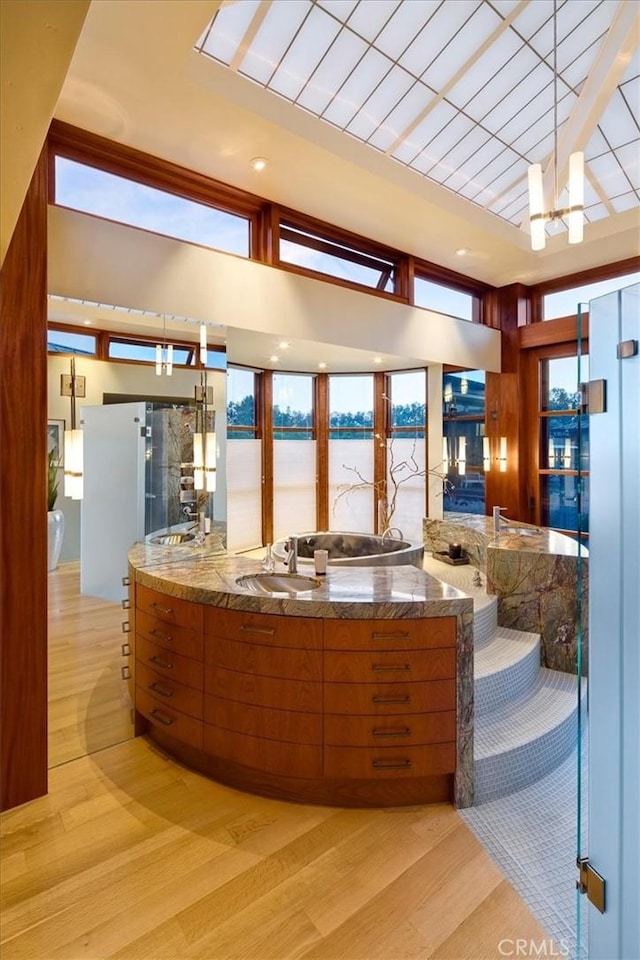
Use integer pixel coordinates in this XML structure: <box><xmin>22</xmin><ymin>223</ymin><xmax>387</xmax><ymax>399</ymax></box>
<box><xmin>493</xmin><ymin>505</ymin><xmax>509</xmax><ymax>533</ymax></box>
<box><xmin>382</xmin><ymin>526</ymin><xmax>404</xmax><ymax>542</ymax></box>
<box><xmin>284</xmin><ymin>536</ymin><xmax>298</xmax><ymax>573</ymax></box>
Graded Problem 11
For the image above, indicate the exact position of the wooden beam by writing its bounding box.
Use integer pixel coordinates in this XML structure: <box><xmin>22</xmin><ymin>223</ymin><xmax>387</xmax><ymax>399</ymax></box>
<box><xmin>0</xmin><ymin>149</ymin><xmax>49</xmax><ymax>810</ymax></box>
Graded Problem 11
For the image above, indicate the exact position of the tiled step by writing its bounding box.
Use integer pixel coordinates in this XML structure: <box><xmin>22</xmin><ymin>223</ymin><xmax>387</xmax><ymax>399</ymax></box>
<box><xmin>474</xmin><ymin>596</ymin><xmax>498</xmax><ymax>649</ymax></box>
<box><xmin>475</xmin><ymin>627</ymin><xmax>540</xmax><ymax>716</ymax></box>
<box><xmin>474</xmin><ymin>668</ymin><xmax>583</xmax><ymax>803</ymax></box>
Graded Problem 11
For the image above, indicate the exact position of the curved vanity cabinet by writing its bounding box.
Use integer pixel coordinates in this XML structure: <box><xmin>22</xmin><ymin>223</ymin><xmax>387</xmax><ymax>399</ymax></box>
<box><xmin>132</xmin><ymin>581</ymin><xmax>458</xmax><ymax>807</ymax></box>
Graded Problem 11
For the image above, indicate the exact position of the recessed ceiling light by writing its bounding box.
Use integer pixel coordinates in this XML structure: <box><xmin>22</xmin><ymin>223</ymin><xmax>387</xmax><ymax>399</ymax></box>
<box><xmin>373</xmin><ymin>356</ymin><xmax>383</xmax><ymax>364</ymax></box>
<box><xmin>269</xmin><ymin>354</ymin><xmax>279</xmax><ymax>363</ymax></box>
<box><xmin>455</xmin><ymin>248</ymin><xmax>469</xmax><ymax>256</ymax></box>
<box><xmin>318</xmin><ymin>362</ymin><xmax>327</xmax><ymax>369</ymax></box>
<box><xmin>83</xmin><ymin>320</ymin><xmax>92</xmax><ymax>326</ymax></box>
<box><xmin>279</xmin><ymin>340</ymin><xmax>289</xmax><ymax>349</ymax></box>
<box><xmin>250</xmin><ymin>157</ymin><xmax>268</xmax><ymax>171</ymax></box>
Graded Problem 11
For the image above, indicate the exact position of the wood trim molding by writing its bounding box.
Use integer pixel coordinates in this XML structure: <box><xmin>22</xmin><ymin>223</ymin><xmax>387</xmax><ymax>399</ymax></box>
<box><xmin>315</xmin><ymin>374</ymin><xmax>329</xmax><ymax>531</ymax></box>
<box><xmin>0</xmin><ymin>149</ymin><xmax>49</xmax><ymax>810</ymax></box>
<box><xmin>520</xmin><ymin>314</ymin><xmax>590</xmax><ymax>348</ymax></box>
<box><xmin>530</xmin><ymin>256</ymin><xmax>640</xmax><ymax>296</ymax></box>
<box><xmin>260</xmin><ymin>371</ymin><xmax>274</xmax><ymax>546</ymax></box>
<box><xmin>373</xmin><ymin>371</ymin><xmax>387</xmax><ymax>533</ymax></box>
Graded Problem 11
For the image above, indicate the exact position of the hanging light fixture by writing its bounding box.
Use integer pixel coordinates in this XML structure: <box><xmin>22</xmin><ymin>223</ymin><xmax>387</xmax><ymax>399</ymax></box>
<box><xmin>194</xmin><ymin>372</ymin><xmax>216</xmax><ymax>493</ymax></box>
<box><xmin>60</xmin><ymin>357</ymin><xmax>85</xmax><ymax>500</ymax></box>
<box><xmin>199</xmin><ymin>323</ymin><xmax>208</xmax><ymax>366</ymax></box>
<box><xmin>527</xmin><ymin>0</ymin><xmax>584</xmax><ymax>251</ymax></box>
<box><xmin>155</xmin><ymin>314</ymin><xmax>173</xmax><ymax>376</ymax></box>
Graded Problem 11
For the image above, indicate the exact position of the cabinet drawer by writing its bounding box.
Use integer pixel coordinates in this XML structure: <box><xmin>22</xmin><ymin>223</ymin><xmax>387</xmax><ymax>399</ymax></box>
<box><xmin>136</xmin><ymin>659</ymin><xmax>203</xmax><ymax>719</ymax></box>
<box><xmin>205</xmin><ymin>695</ymin><xmax>322</xmax><ymax>745</ymax></box>
<box><xmin>136</xmin><ymin>609</ymin><xmax>203</xmax><ymax>661</ymax></box>
<box><xmin>136</xmin><ymin>583</ymin><xmax>202</xmax><ymax>631</ymax></box>
<box><xmin>136</xmin><ymin>634</ymin><xmax>203</xmax><ymax>690</ymax></box>
<box><xmin>324</xmin><ymin>711</ymin><xmax>456</xmax><ymax>747</ymax></box>
<box><xmin>205</xmin><ymin>666</ymin><xmax>322</xmax><ymax>713</ymax></box>
<box><xmin>324</xmin><ymin>679</ymin><xmax>456</xmax><ymax>715</ymax></box>
<box><xmin>324</xmin><ymin>742</ymin><xmax>455</xmax><ymax>779</ymax></box>
<box><xmin>204</xmin><ymin>724</ymin><xmax>322</xmax><ymax>778</ymax></box>
<box><xmin>323</xmin><ymin>617</ymin><xmax>455</xmax><ymax>651</ymax></box>
<box><xmin>324</xmin><ymin>648</ymin><xmax>455</xmax><ymax>683</ymax></box>
<box><xmin>204</xmin><ymin>636</ymin><xmax>321</xmax><ymax>681</ymax></box>
<box><xmin>136</xmin><ymin>687</ymin><xmax>203</xmax><ymax>749</ymax></box>
<box><xmin>204</xmin><ymin>607</ymin><xmax>322</xmax><ymax>649</ymax></box>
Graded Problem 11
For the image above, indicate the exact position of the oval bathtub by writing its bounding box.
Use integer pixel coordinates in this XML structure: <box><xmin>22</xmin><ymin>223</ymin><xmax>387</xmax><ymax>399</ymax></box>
<box><xmin>272</xmin><ymin>531</ymin><xmax>424</xmax><ymax>568</ymax></box>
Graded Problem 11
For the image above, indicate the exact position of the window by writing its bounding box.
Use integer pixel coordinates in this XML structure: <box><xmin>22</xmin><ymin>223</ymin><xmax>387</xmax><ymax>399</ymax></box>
<box><xmin>389</xmin><ymin>370</ymin><xmax>426</xmax><ymax>439</ymax></box>
<box><xmin>543</xmin><ymin>272</ymin><xmax>640</xmax><ymax>320</ymax></box>
<box><xmin>414</xmin><ymin>277</ymin><xmax>476</xmax><ymax>322</ymax></box>
<box><xmin>387</xmin><ymin>370</ymin><xmax>427</xmax><ymax>542</ymax></box>
<box><xmin>272</xmin><ymin>373</ymin><xmax>314</xmax><ymax>439</ymax></box>
<box><xmin>48</xmin><ymin>328</ymin><xmax>97</xmax><ymax>355</ymax></box>
<box><xmin>538</xmin><ymin>355</ymin><xmax>589</xmax><ymax>534</ymax></box>
<box><xmin>227</xmin><ymin>367</ymin><xmax>257</xmax><ymax>438</ymax></box>
<box><xmin>442</xmin><ymin>370</ymin><xmax>486</xmax><ymax>516</ymax></box>
<box><xmin>54</xmin><ymin>157</ymin><xmax>251</xmax><ymax>257</ymax></box>
<box><xmin>108</xmin><ymin>338</ymin><xmax>194</xmax><ymax>366</ymax></box>
<box><xmin>329</xmin><ymin>375</ymin><xmax>374</xmax><ymax>438</ymax></box>
<box><xmin>279</xmin><ymin>221</ymin><xmax>397</xmax><ymax>293</ymax></box>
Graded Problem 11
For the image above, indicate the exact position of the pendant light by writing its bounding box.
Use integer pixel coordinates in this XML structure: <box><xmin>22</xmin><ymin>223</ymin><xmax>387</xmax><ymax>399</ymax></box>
<box><xmin>61</xmin><ymin>357</ymin><xmax>85</xmax><ymax>500</ymax></box>
<box><xmin>155</xmin><ymin>314</ymin><xmax>173</xmax><ymax>376</ymax></box>
<box><xmin>528</xmin><ymin>0</ymin><xmax>584</xmax><ymax>251</ymax></box>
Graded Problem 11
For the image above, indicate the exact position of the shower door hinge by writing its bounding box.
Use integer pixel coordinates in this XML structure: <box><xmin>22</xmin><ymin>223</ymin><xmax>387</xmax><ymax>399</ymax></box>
<box><xmin>577</xmin><ymin>857</ymin><xmax>606</xmax><ymax>913</ymax></box>
<box><xmin>580</xmin><ymin>380</ymin><xmax>606</xmax><ymax>415</ymax></box>
<box><xmin>617</xmin><ymin>339</ymin><xmax>638</xmax><ymax>359</ymax></box>
<box><xmin>140</xmin><ymin>426</ymin><xmax>151</xmax><ymax>438</ymax></box>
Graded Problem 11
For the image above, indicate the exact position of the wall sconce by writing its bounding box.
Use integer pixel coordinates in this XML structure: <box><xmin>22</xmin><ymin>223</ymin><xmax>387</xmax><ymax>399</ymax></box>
<box><xmin>155</xmin><ymin>314</ymin><xmax>173</xmax><ymax>376</ymax></box>
<box><xmin>483</xmin><ymin>437</ymin><xmax>491</xmax><ymax>472</ymax></box>
<box><xmin>548</xmin><ymin>439</ymin><xmax>556</xmax><ymax>469</ymax></box>
<box><xmin>442</xmin><ymin>437</ymin><xmax>449</xmax><ymax>473</ymax></box>
<box><xmin>562</xmin><ymin>438</ymin><xmax>572</xmax><ymax>469</ymax></box>
<box><xmin>498</xmin><ymin>436</ymin><xmax>508</xmax><ymax>473</ymax></box>
<box><xmin>460</xmin><ymin>377</ymin><xmax>468</xmax><ymax>395</ymax></box>
<box><xmin>482</xmin><ymin>437</ymin><xmax>508</xmax><ymax>473</ymax></box>
<box><xmin>457</xmin><ymin>437</ymin><xmax>466</xmax><ymax>476</ymax></box>
<box><xmin>60</xmin><ymin>357</ymin><xmax>85</xmax><ymax>500</ymax></box>
<box><xmin>194</xmin><ymin>372</ymin><xmax>216</xmax><ymax>492</ymax></box>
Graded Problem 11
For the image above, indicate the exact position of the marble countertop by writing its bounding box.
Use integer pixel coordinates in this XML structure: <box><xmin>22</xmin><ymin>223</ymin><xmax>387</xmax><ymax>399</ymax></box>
<box><xmin>425</xmin><ymin>513</ymin><xmax>588</xmax><ymax>558</ymax></box>
<box><xmin>128</xmin><ymin>544</ymin><xmax>472</xmax><ymax>621</ymax></box>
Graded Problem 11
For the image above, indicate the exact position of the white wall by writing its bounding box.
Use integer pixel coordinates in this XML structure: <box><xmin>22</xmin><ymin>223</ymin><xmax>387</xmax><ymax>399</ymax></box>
<box><xmin>48</xmin><ymin>206</ymin><xmax>502</xmax><ymax>373</ymax></box>
<box><xmin>48</xmin><ymin>355</ymin><xmax>227</xmax><ymax>561</ymax></box>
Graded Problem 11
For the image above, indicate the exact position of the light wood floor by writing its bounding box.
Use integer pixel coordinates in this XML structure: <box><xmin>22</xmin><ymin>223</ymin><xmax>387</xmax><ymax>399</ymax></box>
<box><xmin>48</xmin><ymin>561</ymin><xmax>133</xmax><ymax>768</ymax></box>
<box><xmin>0</xmin><ymin>560</ymin><xmax>554</xmax><ymax>959</ymax></box>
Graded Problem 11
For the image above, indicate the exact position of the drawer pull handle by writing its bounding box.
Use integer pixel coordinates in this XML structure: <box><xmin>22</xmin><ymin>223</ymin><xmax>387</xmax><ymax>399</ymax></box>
<box><xmin>149</xmin><ymin>682</ymin><xmax>173</xmax><ymax>698</ymax></box>
<box><xmin>372</xmin><ymin>664</ymin><xmax>411</xmax><ymax>673</ymax></box>
<box><xmin>372</xmin><ymin>695</ymin><xmax>412</xmax><ymax>704</ymax></box>
<box><xmin>150</xmin><ymin>708</ymin><xmax>174</xmax><ymax>726</ymax></box>
<box><xmin>239</xmin><ymin>625</ymin><xmax>275</xmax><ymax>636</ymax></box>
<box><xmin>150</xmin><ymin>628</ymin><xmax>173</xmax><ymax>643</ymax></box>
<box><xmin>120</xmin><ymin>664</ymin><xmax>131</xmax><ymax>681</ymax></box>
<box><xmin>372</xmin><ymin>759</ymin><xmax>412</xmax><ymax>769</ymax></box>
<box><xmin>121</xmin><ymin>621</ymin><xmax>131</xmax><ymax>634</ymax></box>
<box><xmin>149</xmin><ymin>655</ymin><xmax>173</xmax><ymax>670</ymax></box>
<box><xmin>150</xmin><ymin>603</ymin><xmax>174</xmax><ymax>615</ymax></box>
<box><xmin>121</xmin><ymin>642</ymin><xmax>131</xmax><ymax>657</ymax></box>
<box><xmin>372</xmin><ymin>632</ymin><xmax>410</xmax><ymax>640</ymax></box>
<box><xmin>372</xmin><ymin>727</ymin><xmax>412</xmax><ymax>738</ymax></box>
<box><xmin>121</xmin><ymin>576</ymin><xmax>131</xmax><ymax>587</ymax></box>
<box><xmin>121</xmin><ymin>598</ymin><xmax>131</xmax><ymax>610</ymax></box>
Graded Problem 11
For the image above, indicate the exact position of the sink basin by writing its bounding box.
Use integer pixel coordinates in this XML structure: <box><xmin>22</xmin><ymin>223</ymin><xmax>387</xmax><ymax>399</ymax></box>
<box><xmin>149</xmin><ymin>532</ymin><xmax>197</xmax><ymax>546</ymax></box>
<box><xmin>235</xmin><ymin>573</ymin><xmax>322</xmax><ymax>594</ymax></box>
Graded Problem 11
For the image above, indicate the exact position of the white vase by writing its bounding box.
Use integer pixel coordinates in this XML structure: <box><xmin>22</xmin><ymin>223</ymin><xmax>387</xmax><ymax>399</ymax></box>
<box><xmin>48</xmin><ymin>509</ymin><xmax>65</xmax><ymax>571</ymax></box>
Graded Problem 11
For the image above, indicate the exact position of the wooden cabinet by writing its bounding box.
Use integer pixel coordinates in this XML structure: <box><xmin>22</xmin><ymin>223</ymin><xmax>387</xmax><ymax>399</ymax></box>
<box><xmin>322</xmin><ymin>617</ymin><xmax>456</xmax><ymax>784</ymax></box>
<box><xmin>133</xmin><ymin>588</ymin><xmax>458</xmax><ymax>806</ymax></box>
<box><xmin>134</xmin><ymin>586</ymin><xmax>203</xmax><ymax>751</ymax></box>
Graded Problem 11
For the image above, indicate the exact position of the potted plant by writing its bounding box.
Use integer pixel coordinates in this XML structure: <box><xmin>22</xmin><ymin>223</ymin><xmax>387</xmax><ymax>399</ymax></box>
<box><xmin>48</xmin><ymin>448</ymin><xmax>65</xmax><ymax>571</ymax></box>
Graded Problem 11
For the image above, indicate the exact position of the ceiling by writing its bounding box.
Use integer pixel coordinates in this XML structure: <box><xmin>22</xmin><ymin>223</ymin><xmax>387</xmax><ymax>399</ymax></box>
<box><xmin>9</xmin><ymin>0</ymin><xmax>638</xmax><ymax>363</ymax></box>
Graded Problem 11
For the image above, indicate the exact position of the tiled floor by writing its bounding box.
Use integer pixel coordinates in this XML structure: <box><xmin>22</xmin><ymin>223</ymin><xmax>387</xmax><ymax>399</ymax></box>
<box><xmin>460</xmin><ymin>730</ymin><xmax>589</xmax><ymax>959</ymax></box>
